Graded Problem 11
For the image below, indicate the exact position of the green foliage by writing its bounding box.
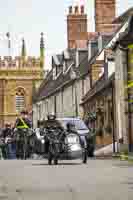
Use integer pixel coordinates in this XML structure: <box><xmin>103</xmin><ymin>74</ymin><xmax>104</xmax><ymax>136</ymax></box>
<box><xmin>87</xmin><ymin>112</ymin><xmax>97</xmax><ymax>121</ymax></box>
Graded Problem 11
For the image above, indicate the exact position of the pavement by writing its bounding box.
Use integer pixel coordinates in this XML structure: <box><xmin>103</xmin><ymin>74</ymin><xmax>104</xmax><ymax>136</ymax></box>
<box><xmin>94</xmin><ymin>142</ymin><xmax>118</xmax><ymax>157</ymax></box>
<box><xmin>0</xmin><ymin>159</ymin><xmax>132</xmax><ymax>200</ymax></box>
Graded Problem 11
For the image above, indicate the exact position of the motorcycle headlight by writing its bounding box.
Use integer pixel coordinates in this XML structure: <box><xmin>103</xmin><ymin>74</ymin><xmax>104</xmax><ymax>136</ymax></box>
<box><xmin>41</xmin><ymin>139</ymin><xmax>45</xmax><ymax>144</ymax></box>
<box><xmin>65</xmin><ymin>134</ymin><xmax>79</xmax><ymax>144</ymax></box>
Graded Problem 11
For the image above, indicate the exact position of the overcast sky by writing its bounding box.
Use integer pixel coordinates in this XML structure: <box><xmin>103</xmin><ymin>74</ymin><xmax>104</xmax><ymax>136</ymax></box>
<box><xmin>0</xmin><ymin>0</ymin><xmax>133</xmax><ymax>69</ymax></box>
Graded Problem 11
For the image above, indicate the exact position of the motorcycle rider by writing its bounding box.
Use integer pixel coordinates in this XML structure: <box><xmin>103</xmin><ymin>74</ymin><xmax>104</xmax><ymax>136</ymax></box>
<box><xmin>66</xmin><ymin>122</ymin><xmax>77</xmax><ymax>134</ymax></box>
<box><xmin>14</xmin><ymin>110</ymin><xmax>32</xmax><ymax>159</ymax></box>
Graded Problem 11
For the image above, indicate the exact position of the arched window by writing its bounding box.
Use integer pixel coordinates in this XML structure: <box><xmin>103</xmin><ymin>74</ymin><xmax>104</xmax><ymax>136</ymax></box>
<box><xmin>16</xmin><ymin>88</ymin><xmax>25</xmax><ymax>112</ymax></box>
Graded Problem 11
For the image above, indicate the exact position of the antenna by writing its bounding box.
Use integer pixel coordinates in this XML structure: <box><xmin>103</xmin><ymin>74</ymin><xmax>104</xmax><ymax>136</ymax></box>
<box><xmin>6</xmin><ymin>32</ymin><xmax>11</xmax><ymax>57</ymax></box>
<box><xmin>6</xmin><ymin>24</ymin><xmax>12</xmax><ymax>57</ymax></box>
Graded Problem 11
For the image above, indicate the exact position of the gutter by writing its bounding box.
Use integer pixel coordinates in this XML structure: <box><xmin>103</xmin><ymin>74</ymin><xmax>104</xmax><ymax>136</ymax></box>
<box><xmin>80</xmin><ymin>73</ymin><xmax>115</xmax><ymax>105</ymax></box>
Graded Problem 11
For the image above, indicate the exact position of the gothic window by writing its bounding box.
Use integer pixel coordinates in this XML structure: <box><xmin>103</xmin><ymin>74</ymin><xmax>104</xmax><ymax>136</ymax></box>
<box><xmin>16</xmin><ymin>88</ymin><xmax>25</xmax><ymax>112</ymax></box>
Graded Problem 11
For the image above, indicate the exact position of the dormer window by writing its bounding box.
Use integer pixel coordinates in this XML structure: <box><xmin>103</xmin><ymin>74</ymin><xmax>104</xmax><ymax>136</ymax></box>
<box><xmin>53</xmin><ymin>67</ymin><xmax>56</xmax><ymax>80</ymax></box>
<box><xmin>63</xmin><ymin>61</ymin><xmax>66</xmax><ymax>74</ymax></box>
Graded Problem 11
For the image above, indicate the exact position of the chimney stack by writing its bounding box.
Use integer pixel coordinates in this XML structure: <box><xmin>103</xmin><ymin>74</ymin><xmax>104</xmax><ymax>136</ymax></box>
<box><xmin>81</xmin><ymin>5</ymin><xmax>84</xmax><ymax>14</ymax></box>
<box><xmin>69</xmin><ymin>6</ymin><xmax>73</xmax><ymax>14</ymax></box>
<box><xmin>67</xmin><ymin>4</ymin><xmax>87</xmax><ymax>49</ymax></box>
<box><xmin>95</xmin><ymin>0</ymin><xmax>116</xmax><ymax>33</ymax></box>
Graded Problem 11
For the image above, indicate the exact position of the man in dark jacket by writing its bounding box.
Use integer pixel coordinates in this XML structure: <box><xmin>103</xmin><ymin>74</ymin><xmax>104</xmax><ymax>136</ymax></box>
<box><xmin>1</xmin><ymin>123</ymin><xmax>12</xmax><ymax>159</ymax></box>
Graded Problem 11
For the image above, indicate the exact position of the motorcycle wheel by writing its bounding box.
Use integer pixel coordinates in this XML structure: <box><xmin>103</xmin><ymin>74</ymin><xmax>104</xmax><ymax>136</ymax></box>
<box><xmin>82</xmin><ymin>149</ymin><xmax>87</xmax><ymax>164</ymax></box>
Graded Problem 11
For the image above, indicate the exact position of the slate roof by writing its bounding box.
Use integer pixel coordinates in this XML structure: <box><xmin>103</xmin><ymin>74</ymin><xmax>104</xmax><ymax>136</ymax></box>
<box><xmin>34</xmin><ymin>34</ymin><xmax>113</xmax><ymax>103</ymax></box>
<box><xmin>34</xmin><ymin>49</ymin><xmax>90</xmax><ymax>103</ymax></box>
<box><xmin>81</xmin><ymin>73</ymin><xmax>115</xmax><ymax>105</ymax></box>
<box><xmin>113</xmin><ymin>7</ymin><xmax>133</xmax><ymax>24</ymax></box>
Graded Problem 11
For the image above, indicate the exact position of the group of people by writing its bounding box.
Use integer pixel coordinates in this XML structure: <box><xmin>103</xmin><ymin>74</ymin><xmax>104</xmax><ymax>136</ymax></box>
<box><xmin>0</xmin><ymin>110</ymin><xmax>32</xmax><ymax>159</ymax></box>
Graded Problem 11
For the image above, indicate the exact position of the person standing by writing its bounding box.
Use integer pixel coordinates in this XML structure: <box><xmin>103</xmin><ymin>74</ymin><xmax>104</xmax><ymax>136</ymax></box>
<box><xmin>14</xmin><ymin>110</ymin><xmax>31</xmax><ymax>159</ymax></box>
<box><xmin>1</xmin><ymin>123</ymin><xmax>12</xmax><ymax>159</ymax></box>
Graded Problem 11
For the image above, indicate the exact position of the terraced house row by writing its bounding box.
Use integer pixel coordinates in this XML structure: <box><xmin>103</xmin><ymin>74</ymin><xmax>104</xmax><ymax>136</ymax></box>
<box><xmin>33</xmin><ymin>2</ymin><xmax>133</xmax><ymax>154</ymax></box>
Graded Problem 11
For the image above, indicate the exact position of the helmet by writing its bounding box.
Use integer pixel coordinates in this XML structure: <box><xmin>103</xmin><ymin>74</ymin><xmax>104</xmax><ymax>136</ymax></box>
<box><xmin>66</xmin><ymin>122</ymin><xmax>76</xmax><ymax>132</ymax></box>
<box><xmin>47</xmin><ymin>113</ymin><xmax>56</xmax><ymax>120</ymax></box>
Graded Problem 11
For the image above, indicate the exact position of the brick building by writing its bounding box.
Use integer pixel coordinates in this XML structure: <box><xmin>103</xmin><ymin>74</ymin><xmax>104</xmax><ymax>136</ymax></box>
<box><xmin>95</xmin><ymin>0</ymin><xmax>118</xmax><ymax>33</ymax></box>
<box><xmin>67</xmin><ymin>5</ymin><xmax>88</xmax><ymax>49</ymax></box>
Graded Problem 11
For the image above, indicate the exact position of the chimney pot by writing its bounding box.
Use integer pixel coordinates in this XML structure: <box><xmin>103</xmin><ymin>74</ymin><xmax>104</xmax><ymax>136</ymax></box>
<box><xmin>75</xmin><ymin>6</ymin><xmax>79</xmax><ymax>14</ymax></box>
<box><xmin>81</xmin><ymin>5</ymin><xmax>84</xmax><ymax>14</ymax></box>
<box><xmin>69</xmin><ymin>6</ymin><xmax>72</xmax><ymax>14</ymax></box>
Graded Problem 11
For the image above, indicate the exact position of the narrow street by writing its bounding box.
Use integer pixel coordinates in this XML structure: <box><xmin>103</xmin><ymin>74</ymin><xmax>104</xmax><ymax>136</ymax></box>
<box><xmin>0</xmin><ymin>159</ymin><xmax>132</xmax><ymax>200</ymax></box>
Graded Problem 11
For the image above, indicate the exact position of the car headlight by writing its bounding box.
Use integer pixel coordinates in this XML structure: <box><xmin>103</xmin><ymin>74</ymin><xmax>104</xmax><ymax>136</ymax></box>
<box><xmin>65</xmin><ymin>134</ymin><xmax>79</xmax><ymax>144</ymax></box>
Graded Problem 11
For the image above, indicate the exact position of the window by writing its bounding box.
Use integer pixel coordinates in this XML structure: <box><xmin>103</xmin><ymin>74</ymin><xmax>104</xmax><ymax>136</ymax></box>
<box><xmin>53</xmin><ymin>67</ymin><xmax>56</xmax><ymax>80</ymax></box>
<box><xmin>63</xmin><ymin>61</ymin><xmax>66</xmax><ymax>73</ymax></box>
<box><xmin>78</xmin><ymin>23</ymin><xmax>85</xmax><ymax>33</ymax></box>
<box><xmin>16</xmin><ymin>88</ymin><xmax>25</xmax><ymax>112</ymax></box>
<box><xmin>59</xmin><ymin>119</ymin><xmax>88</xmax><ymax>132</ymax></box>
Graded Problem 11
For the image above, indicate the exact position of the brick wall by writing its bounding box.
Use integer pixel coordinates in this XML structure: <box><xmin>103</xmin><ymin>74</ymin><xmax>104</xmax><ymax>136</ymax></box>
<box><xmin>67</xmin><ymin>6</ymin><xmax>88</xmax><ymax>49</ymax></box>
<box><xmin>95</xmin><ymin>0</ymin><xmax>116</xmax><ymax>33</ymax></box>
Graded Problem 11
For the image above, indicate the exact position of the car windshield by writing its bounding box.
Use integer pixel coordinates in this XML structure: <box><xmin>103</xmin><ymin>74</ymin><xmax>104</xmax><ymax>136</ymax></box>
<box><xmin>60</xmin><ymin>119</ymin><xmax>88</xmax><ymax>131</ymax></box>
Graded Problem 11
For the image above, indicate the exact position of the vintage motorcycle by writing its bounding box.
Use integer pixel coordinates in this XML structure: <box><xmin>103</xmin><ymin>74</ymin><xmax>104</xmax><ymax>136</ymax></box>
<box><xmin>44</xmin><ymin>126</ymin><xmax>64</xmax><ymax>165</ymax></box>
<box><xmin>34</xmin><ymin>119</ymin><xmax>87</xmax><ymax>165</ymax></box>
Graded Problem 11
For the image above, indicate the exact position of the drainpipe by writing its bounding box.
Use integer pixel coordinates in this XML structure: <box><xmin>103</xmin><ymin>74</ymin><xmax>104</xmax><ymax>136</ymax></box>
<box><xmin>127</xmin><ymin>47</ymin><xmax>132</xmax><ymax>152</ymax></box>
<box><xmin>111</xmin><ymin>82</ymin><xmax>116</xmax><ymax>153</ymax></box>
<box><xmin>75</xmin><ymin>81</ymin><xmax>78</xmax><ymax>117</ymax></box>
<box><xmin>54</xmin><ymin>96</ymin><xmax>57</xmax><ymax>116</ymax></box>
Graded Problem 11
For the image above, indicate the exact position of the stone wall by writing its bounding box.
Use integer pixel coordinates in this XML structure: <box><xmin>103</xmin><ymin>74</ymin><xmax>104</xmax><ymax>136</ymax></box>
<box><xmin>0</xmin><ymin>56</ymin><xmax>43</xmax><ymax>127</ymax></box>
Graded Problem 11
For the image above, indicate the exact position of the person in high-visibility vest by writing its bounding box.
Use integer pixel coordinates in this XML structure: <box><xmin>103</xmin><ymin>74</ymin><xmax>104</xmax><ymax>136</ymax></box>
<box><xmin>15</xmin><ymin>110</ymin><xmax>32</xmax><ymax>129</ymax></box>
<box><xmin>14</xmin><ymin>110</ymin><xmax>32</xmax><ymax>159</ymax></box>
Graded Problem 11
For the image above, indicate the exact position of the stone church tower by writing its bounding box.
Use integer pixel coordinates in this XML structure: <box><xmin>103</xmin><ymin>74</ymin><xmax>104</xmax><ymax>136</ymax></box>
<box><xmin>95</xmin><ymin>0</ymin><xmax>117</xmax><ymax>33</ymax></box>
<box><xmin>0</xmin><ymin>34</ymin><xmax>44</xmax><ymax>127</ymax></box>
<box><xmin>67</xmin><ymin>5</ymin><xmax>88</xmax><ymax>49</ymax></box>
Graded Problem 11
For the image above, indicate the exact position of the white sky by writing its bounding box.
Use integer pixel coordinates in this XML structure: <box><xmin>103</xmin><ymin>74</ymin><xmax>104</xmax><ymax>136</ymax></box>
<box><xmin>0</xmin><ymin>0</ymin><xmax>132</xmax><ymax>69</ymax></box>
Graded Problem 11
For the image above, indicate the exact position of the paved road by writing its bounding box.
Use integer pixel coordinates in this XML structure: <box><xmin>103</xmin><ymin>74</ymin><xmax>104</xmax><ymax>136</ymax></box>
<box><xmin>0</xmin><ymin>159</ymin><xmax>132</xmax><ymax>200</ymax></box>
